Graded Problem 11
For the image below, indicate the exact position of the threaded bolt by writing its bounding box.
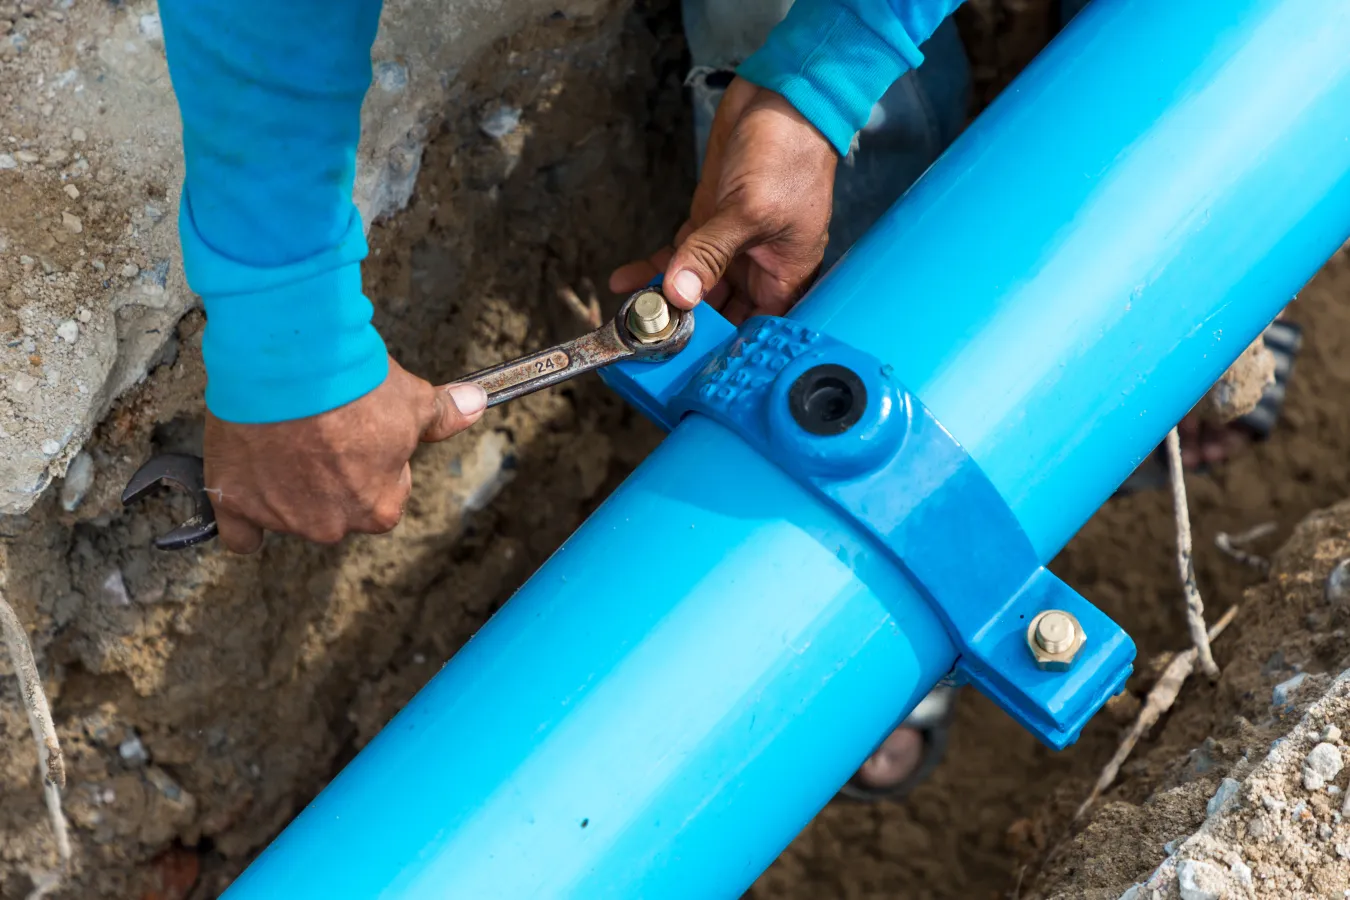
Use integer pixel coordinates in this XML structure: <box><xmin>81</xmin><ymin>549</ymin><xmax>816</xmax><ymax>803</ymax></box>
<box><xmin>1027</xmin><ymin>610</ymin><xmax>1085</xmax><ymax>671</ymax></box>
<box><xmin>629</xmin><ymin>290</ymin><xmax>671</xmax><ymax>337</ymax></box>
<box><xmin>1033</xmin><ymin>611</ymin><xmax>1076</xmax><ymax>653</ymax></box>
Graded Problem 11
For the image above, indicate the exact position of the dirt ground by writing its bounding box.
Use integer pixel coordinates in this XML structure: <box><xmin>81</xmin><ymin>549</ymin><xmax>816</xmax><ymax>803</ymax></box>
<box><xmin>2</xmin><ymin>1</ymin><xmax>1350</xmax><ymax>898</ymax></box>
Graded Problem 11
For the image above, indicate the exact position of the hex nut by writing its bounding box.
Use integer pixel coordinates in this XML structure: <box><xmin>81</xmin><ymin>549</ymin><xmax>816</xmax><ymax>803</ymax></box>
<box><xmin>1027</xmin><ymin>610</ymin><xmax>1086</xmax><ymax>671</ymax></box>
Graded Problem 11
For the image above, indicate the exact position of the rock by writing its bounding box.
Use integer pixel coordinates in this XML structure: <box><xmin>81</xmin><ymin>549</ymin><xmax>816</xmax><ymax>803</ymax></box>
<box><xmin>56</xmin><ymin>319</ymin><xmax>78</xmax><ymax>343</ymax></box>
<box><xmin>10</xmin><ymin>372</ymin><xmax>36</xmax><ymax>393</ymax></box>
<box><xmin>76</xmin><ymin>307</ymin><xmax>91</xmax><ymax>324</ymax></box>
<box><xmin>118</xmin><ymin>734</ymin><xmax>148</xmax><ymax>765</ymax></box>
<box><xmin>1304</xmin><ymin>742</ymin><xmax>1343</xmax><ymax>791</ymax></box>
<box><xmin>138</xmin><ymin>13</ymin><xmax>161</xmax><ymax>39</ymax></box>
<box><xmin>1207</xmin><ymin>777</ymin><xmax>1242</xmax><ymax>816</ymax></box>
<box><xmin>480</xmin><ymin>105</ymin><xmax>522</xmax><ymax>139</ymax></box>
<box><xmin>1328</xmin><ymin>559</ymin><xmax>1350</xmax><ymax>606</ymax></box>
<box><xmin>119</xmin><ymin>262</ymin><xmax>140</xmax><ymax>279</ymax></box>
<box><xmin>1325</xmin><ymin>724</ymin><xmax>1343</xmax><ymax>743</ymax></box>
<box><xmin>0</xmin><ymin>153</ymin><xmax>14</xmax><ymax>169</ymax></box>
<box><xmin>1177</xmin><ymin>859</ymin><xmax>1226</xmax><ymax>900</ymax></box>
<box><xmin>60</xmin><ymin>212</ymin><xmax>83</xmax><ymax>234</ymax></box>
<box><xmin>1319</xmin><ymin>823</ymin><xmax>1334</xmax><ymax>840</ymax></box>
<box><xmin>100</xmin><ymin>569</ymin><xmax>130</xmax><ymax>607</ymax></box>
<box><xmin>1229</xmin><ymin>859</ymin><xmax>1252</xmax><ymax>886</ymax></box>
<box><xmin>70</xmin><ymin>126</ymin><xmax>86</xmax><ymax>143</ymax></box>
<box><xmin>39</xmin><ymin>439</ymin><xmax>60</xmax><ymax>456</ymax></box>
<box><xmin>63</xmin><ymin>184</ymin><xmax>79</xmax><ymax>199</ymax></box>
<box><xmin>59</xmin><ymin>451</ymin><xmax>92</xmax><ymax>512</ymax></box>
<box><xmin>1274</xmin><ymin>672</ymin><xmax>1307</xmax><ymax>706</ymax></box>
<box><xmin>14</xmin><ymin>149</ymin><xmax>37</xmax><ymax>163</ymax></box>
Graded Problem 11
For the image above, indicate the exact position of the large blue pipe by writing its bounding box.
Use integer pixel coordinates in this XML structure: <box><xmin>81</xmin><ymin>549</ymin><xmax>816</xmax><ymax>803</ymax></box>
<box><xmin>228</xmin><ymin>0</ymin><xmax>1350</xmax><ymax>896</ymax></box>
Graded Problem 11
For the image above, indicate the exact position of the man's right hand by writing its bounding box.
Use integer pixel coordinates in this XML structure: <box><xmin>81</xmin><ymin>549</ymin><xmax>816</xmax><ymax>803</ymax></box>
<box><xmin>204</xmin><ymin>357</ymin><xmax>486</xmax><ymax>553</ymax></box>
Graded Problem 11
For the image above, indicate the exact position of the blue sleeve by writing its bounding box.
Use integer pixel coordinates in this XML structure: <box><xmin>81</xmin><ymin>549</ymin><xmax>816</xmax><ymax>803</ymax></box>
<box><xmin>160</xmin><ymin>0</ymin><xmax>390</xmax><ymax>423</ymax></box>
<box><xmin>737</xmin><ymin>0</ymin><xmax>965</xmax><ymax>155</ymax></box>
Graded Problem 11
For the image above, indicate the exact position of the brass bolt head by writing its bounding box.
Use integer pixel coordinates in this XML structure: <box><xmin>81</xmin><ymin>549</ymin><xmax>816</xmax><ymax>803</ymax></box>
<box><xmin>630</xmin><ymin>289</ymin><xmax>671</xmax><ymax>336</ymax></box>
<box><xmin>1027</xmin><ymin>610</ymin><xmax>1086</xmax><ymax>671</ymax></box>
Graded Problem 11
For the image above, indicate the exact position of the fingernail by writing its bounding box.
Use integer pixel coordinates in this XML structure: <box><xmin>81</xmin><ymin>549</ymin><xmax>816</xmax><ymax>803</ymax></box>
<box><xmin>447</xmin><ymin>383</ymin><xmax>487</xmax><ymax>416</ymax></box>
<box><xmin>672</xmin><ymin>269</ymin><xmax>703</xmax><ymax>304</ymax></box>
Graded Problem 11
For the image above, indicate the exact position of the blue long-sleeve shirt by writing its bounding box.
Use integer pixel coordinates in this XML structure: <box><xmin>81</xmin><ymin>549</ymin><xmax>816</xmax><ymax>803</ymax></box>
<box><xmin>160</xmin><ymin>0</ymin><xmax>961</xmax><ymax>423</ymax></box>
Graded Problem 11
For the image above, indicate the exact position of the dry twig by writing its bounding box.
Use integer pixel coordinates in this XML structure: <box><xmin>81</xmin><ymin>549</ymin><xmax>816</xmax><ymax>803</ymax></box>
<box><xmin>1165</xmin><ymin>427</ymin><xmax>1219</xmax><ymax>679</ymax></box>
<box><xmin>555</xmin><ymin>278</ymin><xmax>603</xmax><ymax>330</ymax></box>
<box><xmin>0</xmin><ymin>591</ymin><xmax>71</xmax><ymax>868</ymax></box>
<box><xmin>1074</xmin><ymin>605</ymin><xmax>1238</xmax><ymax>821</ymax></box>
<box><xmin>1215</xmin><ymin>521</ymin><xmax>1277</xmax><ymax>572</ymax></box>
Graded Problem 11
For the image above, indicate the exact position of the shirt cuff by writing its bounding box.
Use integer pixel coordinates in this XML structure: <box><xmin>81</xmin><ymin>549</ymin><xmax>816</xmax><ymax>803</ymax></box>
<box><xmin>180</xmin><ymin>191</ymin><xmax>389</xmax><ymax>424</ymax></box>
<box><xmin>737</xmin><ymin>1</ymin><xmax>924</xmax><ymax>156</ymax></box>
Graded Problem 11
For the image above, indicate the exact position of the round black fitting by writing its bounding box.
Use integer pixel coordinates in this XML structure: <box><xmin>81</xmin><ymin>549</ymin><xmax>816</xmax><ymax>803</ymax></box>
<box><xmin>788</xmin><ymin>364</ymin><xmax>867</xmax><ymax>436</ymax></box>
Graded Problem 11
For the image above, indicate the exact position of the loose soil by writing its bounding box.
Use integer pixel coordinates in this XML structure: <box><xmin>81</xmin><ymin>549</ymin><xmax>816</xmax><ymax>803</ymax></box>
<box><xmin>1</xmin><ymin>1</ymin><xmax>1349</xmax><ymax>898</ymax></box>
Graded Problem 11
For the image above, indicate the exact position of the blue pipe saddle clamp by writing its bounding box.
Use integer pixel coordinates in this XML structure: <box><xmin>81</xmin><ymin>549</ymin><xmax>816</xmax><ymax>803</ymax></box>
<box><xmin>603</xmin><ymin>303</ymin><xmax>1135</xmax><ymax>749</ymax></box>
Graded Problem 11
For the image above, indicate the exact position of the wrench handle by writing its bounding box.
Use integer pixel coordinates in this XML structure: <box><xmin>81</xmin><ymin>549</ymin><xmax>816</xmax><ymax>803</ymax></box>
<box><xmin>462</xmin><ymin>321</ymin><xmax>633</xmax><ymax>408</ymax></box>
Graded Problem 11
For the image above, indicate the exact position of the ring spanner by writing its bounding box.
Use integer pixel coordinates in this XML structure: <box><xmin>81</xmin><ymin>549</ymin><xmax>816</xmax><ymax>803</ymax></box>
<box><xmin>122</xmin><ymin>288</ymin><xmax>693</xmax><ymax>550</ymax></box>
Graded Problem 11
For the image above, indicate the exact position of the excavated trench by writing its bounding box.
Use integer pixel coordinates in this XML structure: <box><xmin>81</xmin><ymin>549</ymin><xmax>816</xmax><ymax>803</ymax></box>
<box><xmin>2</xmin><ymin>1</ymin><xmax>1350</xmax><ymax>898</ymax></box>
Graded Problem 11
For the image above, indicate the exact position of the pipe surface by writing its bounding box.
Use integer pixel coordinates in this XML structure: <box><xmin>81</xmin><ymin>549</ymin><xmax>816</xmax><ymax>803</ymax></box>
<box><xmin>227</xmin><ymin>0</ymin><xmax>1350</xmax><ymax>896</ymax></box>
<box><xmin>794</xmin><ymin>0</ymin><xmax>1350</xmax><ymax>558</ymax></box>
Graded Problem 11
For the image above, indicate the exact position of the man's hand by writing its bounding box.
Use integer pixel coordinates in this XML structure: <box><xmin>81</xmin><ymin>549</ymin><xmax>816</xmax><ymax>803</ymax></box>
<box><xmin>204</xmin><ymin>357</ymin><xmax>486</xmax><ymax>553</ymax></box>
<box><xmin>611</xmin><ymin>77</ymin><xmax>838</xmax><ymax>323</ymax></box>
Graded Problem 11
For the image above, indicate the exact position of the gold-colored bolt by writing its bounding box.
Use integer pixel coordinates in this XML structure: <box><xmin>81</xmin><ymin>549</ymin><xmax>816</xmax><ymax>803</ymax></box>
<box><xmin>628</xmin><ymin>289</ymin><xmax>671</xmax><ymax>337</ymax></box>
<box><xmin>1027</xmin><ymin>610</ymin><xmax>1086</xmax><ymax>671</ymax></box>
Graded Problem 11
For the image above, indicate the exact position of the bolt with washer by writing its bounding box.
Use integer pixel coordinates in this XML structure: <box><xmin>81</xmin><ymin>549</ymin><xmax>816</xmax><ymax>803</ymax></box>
<box><xmin>626</xmin><ymin>289</ymin><xmax>675</xmax><ymax>343</ymax></box>
<box><xmin>1027</xmin><ymin>610</ymin><xmax>1086</xmax><ymax>671</ymax></box>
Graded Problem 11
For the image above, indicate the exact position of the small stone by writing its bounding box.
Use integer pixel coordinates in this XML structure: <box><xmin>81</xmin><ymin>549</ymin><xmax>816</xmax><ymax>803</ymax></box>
<box><xmin>1320</xmin><ymin>823</ymin><xmax>1335</xmax><ymax>840</ymax></box>
<box><xmin>1247</xmin><ymin>818</ymin><xmax>1269</xmax><ymax>839</ymax></box>
<box><xmin>39</xmin><ymin>439</ymin><xmax>60</xmax><ymax>456</ymax></box>
<box><xmin>60</xmin><ymin>212</ymin><xmax>82</xmax><ymax>234</ymax></box>
<box><xmin>63</xmin><ymin>184</ymin><xmax>78</xmax><ymax>199</ymax></box>
<box><xmin>55</xmin><ymin>319</ymin><xmax>77</xmax><ymax>343</ymax></box>
<box><xmin>1207</xmin><ymin>778</ymin><xmax>1241</xmax><ymax>816</ymax></box>
<box><xmin>1325</xmin><ymin>724</ymin><xmax>1343</xmax><ymax>743</ymax></box>
<box><xmin>0</xmin><ymin>153</ymin><xmax>14</xmax><ymax>169</ymax></box>
<box><xmin>10</xmin><ymin>372</ymin><xmax>36</xmax><ymax>393</ymax></box>
<box><xmin>1273</xmin><ymin>672</ymin><xmax>1307</xmax><ymax>706</ymax></box>
<box><xmin>1327</xmin><ymin>559</ymin><xmax>1350</xmax><ymax>605</ymax></box>
<box><xmin>138</xmin><ymin>13</ymin><xmax>162</xmax><ymax>39</ymax></box>
<box><xmin>14</xmin><ymin>150</ymin><xmax>37</xmax><ymax>164</ymax></box>
<box><xmin>1229</xmin><ymin>859</ymin><xmax>1252</xmax><ymax>886</ymax></box>
<box><xmin>1338</xmin><ymin>843</ymin><xmax>1350</xmax><ymax>859</ymax></box>
<box><xmin>59</xmin><ymin>451</ymin><xmax>92</xmax><ymax>512</ymax></box>
<box><xmin>119</xmin><ymin>262</ymin><xmax>139</xmax><ymax>279</ymax></box>
<box><xmin>100</xmin><ymin>569</ymin><xmax>129</xmax><ymax>607</ymax></box>
<box><xmin>46</xmin><ymin>149</ymin><xmax>68</xmax><ymax>164</ymax></box>
<box><xmin>118</xmin><ymin>734</ymin><xmax>148</xmax><ymax>765</ymax></box>
<box><xmin>1304</xmin><ymin>742</ymin><xmax>1343</xmax><ymax>791</ymax></box>
<box><xmin>479</xmin><ymin>105</ymin><xmax>522</xmax><ymax>140</ymax></box>
<box><xmin>70</xmin><ymin>126</ymin><xmax>86</xmax><ymax>143</ymax></box>
<box><xmin>76</xmin><ymin>307</ymin><xmax>91</xmax><ymax>323</ymax></box>
<box><xmin>90</xmin><ymin>260</ymin><xmax>105</xmax><ymax>272</ymax></box>
<box><xmin>1177</xmin><ymin>859</ymin><xmax>1225</xmax><ymax>900</ymax></box>
<box><xmin>374</xmin><ymin>60</ymin><xmax>408</xmax><ymax>93</ymax></box>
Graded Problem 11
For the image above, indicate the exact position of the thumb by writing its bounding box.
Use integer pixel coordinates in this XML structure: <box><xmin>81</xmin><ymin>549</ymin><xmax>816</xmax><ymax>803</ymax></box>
<box><xmin>422</xmin><ymin>382</ymin><xmax>488</xmax><ymax>443</ymax></box>
<box><xmin>663</xmin><ymin>206</ymin><xmax>758</xmax><ymax>310</ymax></box>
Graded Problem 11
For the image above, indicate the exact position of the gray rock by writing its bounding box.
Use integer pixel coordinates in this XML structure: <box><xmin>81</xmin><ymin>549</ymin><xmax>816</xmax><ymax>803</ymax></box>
<box><xmin>1274</xmin><ymin>672</ymin><xmax>1307</xmax><ymax>706</ymax></box>
<box><xmin>1207</xmin><ymin>777</ymin><xmax>1242</xmax><ymax>816</ymax></box>
<box><xmin>480</xmin><ymin>105</ymin><xmax>522</xmax><ymax>139</ymax></box>
<box><xmin>59</xmin><ymin>451</ymin><xmax>93</xmax><ymax>512</ymax></box>
<box><xmin>1177</xmin><ymin>859</ymin><xmax>1225</xmax><ymax>900</ymax></box>
<box><xmin>1303</xmin><ymin>742</ymin><xmax>1343</xmax><ymax>791</ymax></box>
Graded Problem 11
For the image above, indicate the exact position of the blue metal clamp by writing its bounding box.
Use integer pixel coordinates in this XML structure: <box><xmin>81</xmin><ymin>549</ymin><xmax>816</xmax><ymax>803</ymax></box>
<box><xmin>604</xmin><ymin>309</ymin><xmax>1134</xmax><ymax>749</ymax></box>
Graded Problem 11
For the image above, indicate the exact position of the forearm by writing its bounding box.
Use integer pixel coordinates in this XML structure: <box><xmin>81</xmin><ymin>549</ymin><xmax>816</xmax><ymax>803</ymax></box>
<box><xmin>738</xmin><ymin>0</ymin><xmax>965</xmax><ymax>155</ymax></box>
<box><xmin>161</xmin><ymin>0</ymin><xmax>388</xmax><ymax>423</ymax></box>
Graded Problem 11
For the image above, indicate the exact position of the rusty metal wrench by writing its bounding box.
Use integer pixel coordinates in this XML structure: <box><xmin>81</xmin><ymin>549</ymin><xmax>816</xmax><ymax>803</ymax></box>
<box><xmin>121</xmin><ymin>288</ymin><xmax>693</xmax><ymax>550</ymax></box>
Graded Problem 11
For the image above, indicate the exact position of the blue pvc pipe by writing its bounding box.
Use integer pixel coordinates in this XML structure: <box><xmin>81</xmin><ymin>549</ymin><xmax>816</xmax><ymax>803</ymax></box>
<box><xmin>227</xmin><ymin>0</ymin><xmax>1350</xmax><ymax>896</ymax></box>
<box><xmin>795</xmin><ymin>0</ymin><xmax>1350</xmax><ymax>558</ymax></box>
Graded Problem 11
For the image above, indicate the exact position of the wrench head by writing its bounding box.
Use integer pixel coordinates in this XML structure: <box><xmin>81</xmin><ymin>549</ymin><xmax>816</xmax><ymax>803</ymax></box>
<box><xmin>121</xmin><ymin>453</ymin><xmax>218</xmax><ymax>551</ymax></box>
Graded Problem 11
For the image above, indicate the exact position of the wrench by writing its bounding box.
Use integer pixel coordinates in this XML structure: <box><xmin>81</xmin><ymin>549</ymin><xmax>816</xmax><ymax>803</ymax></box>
<box><xmin>122</xmin><ymin>288</ymin><xmax>692</xmax><ymax>550</ymax></box>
